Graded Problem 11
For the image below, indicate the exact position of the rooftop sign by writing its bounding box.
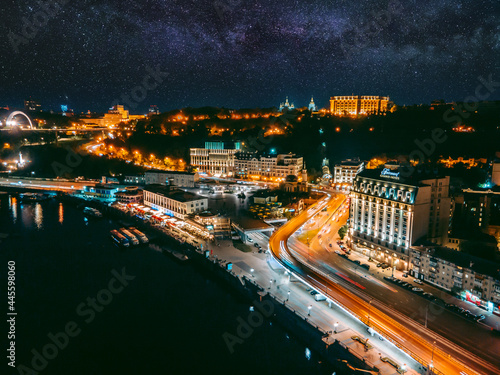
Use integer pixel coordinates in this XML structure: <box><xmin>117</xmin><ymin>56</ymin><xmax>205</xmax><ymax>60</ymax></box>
<box><xmin>380</xmin><ymin>168</ymin><xmax>400</xmax><ymax>180</ymax></box>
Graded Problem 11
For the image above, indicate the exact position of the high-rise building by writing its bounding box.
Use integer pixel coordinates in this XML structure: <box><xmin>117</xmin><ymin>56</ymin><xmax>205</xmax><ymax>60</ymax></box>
<box><xmin>492</xmin><ymin>161</ymin><xmax>500</xmax><ymax>186</ymax></box>
<box><xmin>190</xmin><ymin>141</ymin><xmax>242</xmax><ymax>176</ymax></box>
<box><xmin>330</xmin><ymin>95</ymin><xmax>389</xmax><ymax>115</ymax></box>
<box><xmin>349</xmin><ymin>164</ymin><xmax>451</xmax><ymax>271</ymax></box>
<box><xmin>234</xmin><ymin>152</ymin><xmax>304</xmax><ymax>182</ymax></box>
<box><xmin>145</xmin><ymin>171</ymin><xmax>199</xmax><ymax>188</ymax></box>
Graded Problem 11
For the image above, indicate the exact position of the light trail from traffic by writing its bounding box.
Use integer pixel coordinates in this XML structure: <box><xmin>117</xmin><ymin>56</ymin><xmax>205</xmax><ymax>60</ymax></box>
<box><xmin>269</xmin><ymin>191</ymin><xmax>499</xmax><ymax>375</ymax></box>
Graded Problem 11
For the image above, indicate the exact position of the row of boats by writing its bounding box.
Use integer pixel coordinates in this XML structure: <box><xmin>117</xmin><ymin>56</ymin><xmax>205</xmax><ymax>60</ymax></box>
<box><xmin>110</xmin><ymin>227</ymin><xmax>149</xmax><ymax>247</ymax></box>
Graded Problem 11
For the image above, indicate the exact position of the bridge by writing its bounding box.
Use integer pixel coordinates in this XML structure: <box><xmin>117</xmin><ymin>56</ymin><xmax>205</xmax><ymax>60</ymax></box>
<box><xmin>1</xmin><ymin>110</ymin><xmax>108</xmax><ymax>132</ymax></box>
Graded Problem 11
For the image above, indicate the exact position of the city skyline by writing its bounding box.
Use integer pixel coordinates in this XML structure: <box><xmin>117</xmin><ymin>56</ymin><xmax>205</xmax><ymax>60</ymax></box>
<box><xmin>1</xmin><ymin>0</ymin><xmax>499</xmax><ymax>112</ymax></box>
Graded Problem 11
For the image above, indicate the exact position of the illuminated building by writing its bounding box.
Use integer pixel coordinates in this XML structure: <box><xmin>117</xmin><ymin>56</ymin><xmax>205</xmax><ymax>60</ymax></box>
<box><xmin>409</xmin><ymin>245</ymin><xmax>500</xmax><ymax>307</ymax></box>
<box><xmin>308</xmin><ymin>96</ymin><xmax>316</xmax><ymax>111</ymax></box>
<box><xmin>330</xmin><ymin>95</ymin><xmax>389</xmax><ymax>115</ymax></box>
<box><xmin>149</xmin><ymin>105</ymin><xmax>160</xmax><ymax>115</ymax></box>
<box><xmin>333</xmin><ymin>159</ymin><xmax>364</xmax><ymax>190</ymax></box>
<box><xmin>234</xmin><ymin>152</ymin><xmax>304</xmax><ymax>181</ymax></box>
<box><xmin>189</xmin><ymin>141</ymin><xmax>242</xmax><ymax>176</ymax></box>
<box><xmin>349</xmin><ymin>164</ymin><xmax>451</xmax><ymax>270</ymax></box>
<box><xmin>279</xmin><ymin>97</ymin><xmax>295</xmax><ymax>112</ymax></box>
<box><xmin>143</xmin><ymin>184</ymin><xmax>207</xmax><ymax>220</ymax></box>
<box><xmin>24</xmin><ymin>98</ymin><xmax>41</xmax><ymax>112</ymax></box>
<box><xmin>80</xmin><ymin>105</ymin><xmax>132</xmax><ymax>128</ymax></box>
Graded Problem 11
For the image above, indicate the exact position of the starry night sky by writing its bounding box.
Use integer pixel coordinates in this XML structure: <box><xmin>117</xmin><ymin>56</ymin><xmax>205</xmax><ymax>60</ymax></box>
<box><xmin>0</xmin><ymin>0</ymin><xmax>499</xmax><ymax>112</ymax></box>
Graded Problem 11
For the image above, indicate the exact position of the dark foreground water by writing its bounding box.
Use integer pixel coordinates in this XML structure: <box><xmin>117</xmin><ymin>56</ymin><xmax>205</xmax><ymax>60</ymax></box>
<box><xmin>0</xmin><ymin>196</ymin><xmax>336</xmax><ymax>375</ymax></box>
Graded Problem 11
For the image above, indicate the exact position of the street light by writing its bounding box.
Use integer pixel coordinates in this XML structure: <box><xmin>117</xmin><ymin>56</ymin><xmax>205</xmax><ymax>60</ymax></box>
<box><xmin>430</xmin><ymin>341</ymin><xmax>436</xmax><ymax>369</ymax></box>
<box><xmin>269</xmin><ymin>278</ymin><xmax>273</xmax><ymax>289</ymax></box>
<box><xmin>401</xmin><ymin>364</ymin><xmax>406</xmax><ymax>374</ymax></box>
<box><xmin>287</xmin><ymin>290</ymin><xmax>291</xmax><ymax>301</ymax></box>
<box><xmin>308</xmin><ymin>305</ymin><xmax>312</xmax><ymax>316</ymax></box>
<box><xmin>334</xmin><ymin>322</ymin><xmax>338</xmax><ymax>334</ymax></box>
<box><xmin>250</xmin><ymin>268</ymin><xmax>254</xmax><ymax>277</ymax></box>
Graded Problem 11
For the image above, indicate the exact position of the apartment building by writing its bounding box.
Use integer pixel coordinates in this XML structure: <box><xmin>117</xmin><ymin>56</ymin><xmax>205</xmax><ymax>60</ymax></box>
<box><xmin>333</xmin><ymin>159</ymin><xmax>364</xmax><ymax>188</ymax></box>
<box><xmin>409</xmin><ymin>245</ymin><xmax>500</xmax><ymax>308</ymax></box>
<box><xmin>234</xmin><ymin>152</ymin><xmax>304</xmax><ymax>181</ymax></box>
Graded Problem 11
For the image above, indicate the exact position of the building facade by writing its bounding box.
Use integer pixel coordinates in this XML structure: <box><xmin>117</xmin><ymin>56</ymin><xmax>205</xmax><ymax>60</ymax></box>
<box><xmin>333</xmin><ymin>159</ymin><xmax>364</xmax><ymax>188</ymax></box>
<box><xmin>145</xmin><ymin>171</ymin><xmax>199</xmax><ymax>188</ymax></box>
<box><xmin>330</xmin><ymin>95</ymin><xmax>389</xmax><ymax>115</ymax></box>
<box><xmin>234</xmin><ymin>152</ymin><xmax>304</xmax><ymax>182</ymax></box>
<box><xmin>409</xmin><ymin>246</ymin><xmax>500</xmax><ymax>308</ymax></box>
<box><xmin>190</xmin><ymin>141</ymin><xmax>242</xmax><ymax>176</ymax></box>
<box><xmin>349</xmin><ymin>166</ymin><xmax>451</xmax><ymax>270</ymax></box>
<box><xmin>115</xmin><ymin>187</ymin><xmax>143</xmax><ymax>203</ymax></box>
<box><xmin>143</xmin><ymin>185</ymin><xmax>208</xmax><ymax>220</ymax></box>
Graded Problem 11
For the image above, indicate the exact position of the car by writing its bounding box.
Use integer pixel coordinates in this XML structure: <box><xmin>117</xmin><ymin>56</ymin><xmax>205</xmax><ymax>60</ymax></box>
<box><xmin>329</xmin><ymin>243</ymin><xmax>333</xmax><ymax>248</ymax></box>
<box><xmin>377</xmin><ymin>263</ymin><xmax>383</xmax><ymax>267</ymax></box>
<box><xmin>353</xmin><ymin>260</ymin><xmax>361</xmax><ymax>265</ymax></box>
<box><xmin>413</xmin><ymin>279</ymin><xmax>423</xmax><ymax>285</ymax></box>
<box><xmin>402</xmin><ymin>273</ymin><xmax>408</xmax><ymax>278</ymax></box>
<box><xmin>361</xmin><ymin>264</ymin><xmax>370</xmax><ymax>270</ymax></box>
<box><xmin>476</xmin><ymin>314</ymin><xmax>486</xmax><ymax>322</ymax></box>
<box><xmin>401</xmin><ymin>282</ymin><xmax>410</xmax><ymax>288</ymax></box>
<box><xmin>412</xmin><ymin>287</ymin><xmax>424</xmax><ymax>293</ymax></box>
<box><xmin>254</xmin><ymin>243</ymin><xmax>261</xmax><ymax>248</ymax></box>
<box><xmin>422</xmin><ymin>292</ymin><xmax>434</xmax><ymax>299</ymax></box>
<box><xmin>334</xmin><ymin>250</ymin><xmax>342</xmax><ymax>255</ymax></box>
<box><xmin>338</xmin><ymin>241</ymin><xmax>344</xmax><ymax>245</ymax></box>
<box><xmin>383</xmin><ymin>276</ymin><xmax>394</xmax><ymax>281</ymax></box>
<box><xmin>247</xmin><ymin>238</ymin><xmax>253</xmax><ymax>243</ymax></box>
<box><xmin>310</xmin><ymin>290</ymin><xmax>319</xmax><ymax>296</ymax></box>
<box><xmin>381</xmin><ymin>264</ymin><xmax>390</xmax><ymax>269</ymax></box>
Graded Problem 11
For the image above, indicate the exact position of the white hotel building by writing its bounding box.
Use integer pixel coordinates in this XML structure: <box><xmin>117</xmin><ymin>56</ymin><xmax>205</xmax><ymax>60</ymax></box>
<box><xmin>190</xmin><ymin>141</ymin><xmax>242</xmax><ymax>176</ymax></box>
<box><xmin>349</xmin><ymin>165</ymin><xmax>451</xmax><ymax>271</ymax></box>
<box><xmin>143</xmin><ymin>185</ymin><xmax>208</xmax><ymax>220</ymax></box>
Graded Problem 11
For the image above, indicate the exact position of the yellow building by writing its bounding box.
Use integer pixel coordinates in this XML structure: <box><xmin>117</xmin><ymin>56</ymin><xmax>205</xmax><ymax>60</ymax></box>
<box><xmin>330</xmin><ymin>95</ymin><xmax>389</xmax><ymax>115</ymax></box>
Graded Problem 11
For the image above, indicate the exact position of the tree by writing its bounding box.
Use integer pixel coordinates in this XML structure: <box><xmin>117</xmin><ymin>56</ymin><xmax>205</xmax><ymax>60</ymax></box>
<box><xmin>338</xmin><ymin>225</ymin><xmax>348</xmax><ymax>240</ymax></box>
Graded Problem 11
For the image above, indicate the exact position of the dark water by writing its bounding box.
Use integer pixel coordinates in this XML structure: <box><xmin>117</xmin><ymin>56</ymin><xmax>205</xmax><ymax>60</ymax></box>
<box><xmin>0</xmin><ymin>196</ymin><xmax>336</xmax><ymax>375</ymax></box>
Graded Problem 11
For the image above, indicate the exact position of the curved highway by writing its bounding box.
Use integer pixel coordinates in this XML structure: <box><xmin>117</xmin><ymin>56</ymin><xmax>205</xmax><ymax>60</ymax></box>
<box><xmin>269</xmin><ymin>191</ymin><xmax>500</xmax><ymax>375</ymax></box>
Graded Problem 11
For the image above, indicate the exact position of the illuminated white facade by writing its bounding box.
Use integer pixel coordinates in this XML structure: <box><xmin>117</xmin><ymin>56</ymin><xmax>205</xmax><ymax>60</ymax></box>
<box><xmin>333</xmin><ymin>159</ymin><xmax>364</xmax><ymax>186</ymax></box>
<box><xmin>190</xmin><ymin>141</ymin><xmax>241</xmax><ymax>176</ymax></box>
<box><xmin>349</xmin><ymin>167</ymin><xmax>450</xmax><ymax>270</ymax></box>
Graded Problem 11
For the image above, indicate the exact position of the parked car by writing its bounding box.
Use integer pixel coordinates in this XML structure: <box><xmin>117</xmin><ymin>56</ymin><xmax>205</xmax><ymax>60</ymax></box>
<box><xmin>329</xmin><ymin>243</ymin><xmax>333</xmax><ymax>248</ymax></box>
<box><xmin>413</xmin><ymin>279</ymin><xmax>423</xmax><ymax>285</ymax></box>
<box><xmin>412</xmin><ymin>287</ymin><xmax>424</xmax><ymax>293</ymax></box>
<box><xmin>361</xmin><ymin>264</ymin><xmax>370</xmax><ymax>270</ymax></box>
<box><xmin>377</xmin><ymin>263</ymin><xmax>383</xmax><ymax>268</ymax></box>
<box><xmin>383</xmin><ymin>276</ymin><xmax>394</xmax><ymax>281</ymax></box>
<box><xmin>402</xmin><ymin>273</ymin><xmax>408</xmax><ymax>278</ymax></box>
<box><xmin>310</xmin><ymin>290</ymin><xmax>319</xmax><ymax>296</ymax></box>
<box><xmin>422</xmin><ymin>292</ymin><xmax>434</xmax><ymax>299</ymax></box>
<box><xmin>254</xmin><ymin>243</ymin><xmax>261</xmax><ymax>248</ymax></box>
<box><xmin>334</xmin><ymin>250</ymin><xmax>342</xmax><ymax>255</ymax></box>
<box><xmin>353</xmin><ymin>260</ymin><xmax>361</xmax><ymax>265</ymax></box>
<box><xmin>476</xmin><ymin>314</ymin><xmax>486</xmax><ymax>322</ymax></box>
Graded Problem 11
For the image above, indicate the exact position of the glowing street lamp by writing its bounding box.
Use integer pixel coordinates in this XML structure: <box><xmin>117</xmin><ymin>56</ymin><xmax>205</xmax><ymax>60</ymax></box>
<box><xmin>334</xmin><ymin>322</ymin><xmax>338</xmax><ymax>334</ymax></box>
<box><xmin>287</xmin><ymin>290</ymin><xmax>290</xmax><ymax>301</ymax></box>
<box><xmin>250</xmin><ymin>268</ymin><xmax>254</xmax><ymax>277</ymax></box>
<box><xmin>308</xmin><ymin>305</ymin><xmax>312</xmax><ymax>316</ymax></box>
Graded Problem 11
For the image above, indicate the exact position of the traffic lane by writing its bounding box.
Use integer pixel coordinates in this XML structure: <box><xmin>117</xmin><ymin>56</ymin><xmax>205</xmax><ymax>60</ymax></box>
<box><xmin>271</xmin><ymin>196</ymin><xmax>498</xmax><ymax>375</ymax></box>
<box><xmin>318</xmin><ymin>250</ymin><xmax>500</xmax><ymax>367</ymax></box>
<box><xmin>293</xmin><ymin>261</ymin><xmax>474</xmax><ymax>375</ymax></box>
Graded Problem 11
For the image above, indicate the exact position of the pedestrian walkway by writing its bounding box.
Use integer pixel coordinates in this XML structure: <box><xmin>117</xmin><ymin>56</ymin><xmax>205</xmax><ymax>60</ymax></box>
<box><xmin>204</xmin><ymin>239</ymin><xmax>423</xmax><ymax>375</ymax></box>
